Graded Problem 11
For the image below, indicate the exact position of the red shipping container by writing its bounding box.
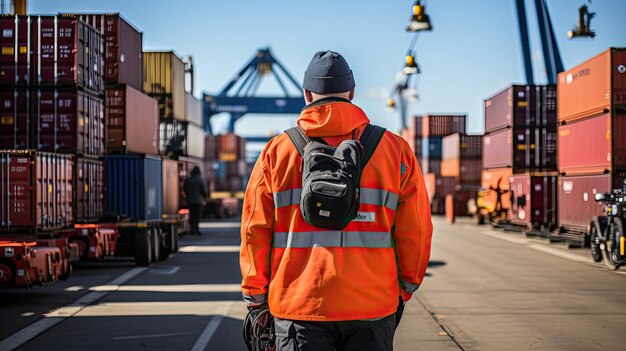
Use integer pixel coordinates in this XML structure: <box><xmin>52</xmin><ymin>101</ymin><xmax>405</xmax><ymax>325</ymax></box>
<box><xmin>0</xmin><ymin>89</ymin><xmax>31</xmax><ymax>149</ymax></box>
<box><xmin>162</xmin><ymin>158</ymin><xmax>180</xmax><ymax>214</ymax></box>
<box><xmin>106</xmin><ymin>85</ymin><xmax>159</xmax><ymax>155</ymax></box>
<box><xmin>75</xmin><ymin>157</ymin><xmax>104</xmax><ymax>222</ymax></box>
<box><xmin>481</xmin><ymin>168</ymin><xmax>512</xmax><ymax>212</ymax></box>
<box><xmin>484</xmin><ymin>85</ymin><xmax>557</xmax><ymax>133</ymax></box>
<box><xmin>0</xmin><ymin>15</ymin><xmax>105</xmax><ymax>93</ymax></box>
<box><xmin>509</xmin><ymin>174</ymin><xmax>558</xmax><ymax>230</ymax></box>
<box><xmin>74</xmin><ymin>14</ymin><xmax>143</xmax><ymax>90</ymax></box>
<box><xmin>33</xmin><ymin>90</ymin><xmax>105</xmax><ymax>156</ymax></box>
<box><xmin>205</xmin><ymin>135</ymin><xmax>219</xmax><ymax>162</ymax></box>
<box><xmin>218</xmin><ymin>134</ymin><xmax>246</xmax><ymax>162</ymax></box>
<box><xmin>557</xmin><ymin>174</ymin><xmax>612</xmax><ymax>233</ymax></box>
<box><xmin>557</xmin><ymin>48</ymin><xmax>626</xmax><ymax>123</ymax></box>
<box><xmin>558</xmin><ymin>113</ymin><xmax>626</xmax><ymax>175</ymax></box>
<box><xmin>421</xmin><ymin>114</ymin><xmax>466</xmax><ymax>137</ymax></box>
<box><xmin>483</xmin><ymin>127</ymin><xmax>557</xmax><ymax>172</ymax></box>
<box><xmin>0</xmin><ymin>150</ymin><xmax>73</xmax><ymax>232</ymax></box>
<box><xmin>442</xmin><ymin>133</ymin><xmax>482</xmax><ymax>160</ymax></box>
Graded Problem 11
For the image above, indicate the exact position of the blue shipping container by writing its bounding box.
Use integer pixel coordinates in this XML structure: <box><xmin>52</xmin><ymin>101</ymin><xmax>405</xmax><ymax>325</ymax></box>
<box><xmin>106</xmin><ymin>154</ymin><xmax>163</xmax><ymax>221</ymax></box>
<box><xmin>422</xmin><ymin>137</ymin><xmax>443</xmax><ymax>159</ymax></box>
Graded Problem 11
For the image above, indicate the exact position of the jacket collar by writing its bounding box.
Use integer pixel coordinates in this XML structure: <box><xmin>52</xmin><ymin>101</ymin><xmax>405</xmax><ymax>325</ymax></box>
<box><xmin>296</xmin><ymin>99</ymin><xmax>370</xmax><ymax>137</ymax></box>
<box><xmin>302</xmin><ymin>97</ymin><xmax>352</xmax><ymax>111</ymax></box>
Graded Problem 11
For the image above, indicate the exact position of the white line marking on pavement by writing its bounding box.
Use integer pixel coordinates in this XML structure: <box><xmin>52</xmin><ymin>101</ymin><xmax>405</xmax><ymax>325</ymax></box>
<box><xmin>199</xmin><ymin>222</ymin><xmax>240</xmax><ymax>229</ymax></box>
<box><xmin>179</xmin><ymin>245</ymin><xmax>240</xmax><ymax>253</ymax></box>
<box><xmin>527</xmin><ymin>244</ymin><xmax>591</xmax><ymax>263</ymax></box>
<box><xmin>112</xmin><ymin>331</ymin><xmax>196</xmax><ymax>341</ymax></box>
<box><xmin>149</xmin><ymin>265</ymin><xmax>181</xmax><ymax>275</ymax></box>
<box><xmin>0</xmin><ymin>267</ymin><xmax>148</xmax><ymax>351</ymax></box>
<box><xmin>191</xmin><ymin>306</ymin><xmax>229</xmax><ymax>351</ymax></box>
<box><xmin>88</xmin><ymin>283</ymin><xmax>240</xmax><ymax>293</ymax></box>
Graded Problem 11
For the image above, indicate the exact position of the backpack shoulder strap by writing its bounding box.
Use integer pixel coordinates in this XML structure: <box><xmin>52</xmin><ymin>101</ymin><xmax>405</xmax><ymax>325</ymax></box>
<box><xmin>359</xmin><ymin>124</ymin><xmax>386</xmax><ymax>166</ymax></box>
<box><xmin>285</xmin><ymin>126</ymin><xmax>309</xmax><ymax>156</ymax></box>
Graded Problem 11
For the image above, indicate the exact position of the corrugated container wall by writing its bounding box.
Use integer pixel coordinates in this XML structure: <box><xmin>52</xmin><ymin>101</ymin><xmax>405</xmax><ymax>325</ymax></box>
<box><xmin>421</xmin><ymin>114</ymin><xmax>466</xmax><ymax>137</ymax></box>
<box><xmin>143</xmin><ymin>51</ymin><xmax>186</xmax><ymax>121</ymax></box>
<box><xmin>159</xmin><ymin>121</ymin><xmax>205</xmax><ymax>159</ymax></box>
<box><xmin>557</xmin><ymin>174</ymin><xmax>612</xmax><ymax>233</ymax></box>
<box><xmin>0</xmin><ymin>89</ymin><xmax>105</xmax><ymax>156</ymax></box>
<box><xmin>483</xmin><ymin>126</ymin><xmax>557</xmax><ymax>171</ymax></box>
<box><xmin>558</xmin><ymin>113</ymin><xmax>615</xmax><ymax>174</ymax></box>
<box><xmin>422</xmin><ymin>137</ymin><xmax>442</xmax><ymax>159</ymax></box>
<box><xmin>0</xmin><ymin>151</ymin><xmax>74</xmax><ymax>232</ymax></box>
<box><xmin>485</xmin><ymin>85</ymin><xmax>557</xmax><ymax>133</ymax></box>
<box><xmin>218</xmin><ymin>134</ymin><xmax>246</xmax><ymax>162</ymax></box>
<box><xmin>557</xmin><ymin>48</ymin><xmax>626</xmax><ymax>123</ymax></box>
<box><xmin>74</xmin><ymin>14</ymin><xmax>143</xmax><ymax>90</ymax></box>
<box><xmin>185</xmin><ymin>93</ymin><xmax>203</xmax><ymax>126</ymax></box>
<box><xmin>509</xmin><ymin>174</ymin><xmax>557</xmax><ymax>230</ymax></box>
<box><xmin>205</xmin><ymin>135</ymin><xmax>219</xmax><ymax>162</ymax></box>
<box><xmin>442</xmin><ymin>134</ymin><xmax>483</xmax><ymax>160</ymax></box>
<box><xmin>105</xmin><ymin>154</ymin><xmax>162</xmax><ymax>221</ymax></box>
<box><xmin>106</xmin><ymin>85</ymin><xmax>159</xmax><ymax>154</ymax></box>
<box><xmin>0</xmin><ymin>15</ymin><xmax>104</xmax><ymax>93</ymax></box>
<box><xmin>75</xmin><ymin>157</ymin><xmax>104</xmax><ymax>222</ymax></box>
<box><xmin>162</xmin><ymin>159</ymin><xmax>179</xmax><ymax>214</ymax></box>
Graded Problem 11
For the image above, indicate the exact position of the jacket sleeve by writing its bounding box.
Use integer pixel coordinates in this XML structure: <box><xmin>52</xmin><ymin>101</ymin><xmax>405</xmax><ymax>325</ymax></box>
<box><xmin>393</xmin><ymin>140</ymin><xmax>433</xmax><ymax>301</ymax></box>
<box><xmin>240</xmin><ymin>146</ymin><xmax>275</xmax><ymax>304</ymax></box>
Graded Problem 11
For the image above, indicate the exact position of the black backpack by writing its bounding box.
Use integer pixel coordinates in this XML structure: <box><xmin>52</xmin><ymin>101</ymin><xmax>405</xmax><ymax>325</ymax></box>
<box><xmin>285</xmin><ymin>124</ymin><xmax>386</xmax><ymax>230</ymax></box>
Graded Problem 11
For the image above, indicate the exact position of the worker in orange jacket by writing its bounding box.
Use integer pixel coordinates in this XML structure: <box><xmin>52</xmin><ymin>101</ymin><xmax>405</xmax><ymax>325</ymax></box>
<box><xmin>240</xmin><ymin>50</ymin><xmax>433</xmax><ymax>350</ymax></box>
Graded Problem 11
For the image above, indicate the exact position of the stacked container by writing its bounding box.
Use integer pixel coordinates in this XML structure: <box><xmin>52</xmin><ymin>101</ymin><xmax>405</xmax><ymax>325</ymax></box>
<box><xmin>420</xmin><ymin>114</ymin><xmax>466</xmax><ymax>175</ymax></box>
<box><xmin>211</xmin><ymin>134</ymin><xmax>247</xmax><ymax>192</ymax></box>
<box><xmin>0</xmin><ymin>14</ymin><xmax>106</xmax><ymax>225</ymax></box>
<box><xmin>401</xmin><ymin>116</ymin><xmax>423</xmax><ymax>159</ymax></box>
<box><xmin>482</xmin><ymin>84</ymin><xmax>558</xmax><ymax>230</ymax></box>
<box><xmin>555</xmin><ymin>48</ymin><xmax>626</xmax><ymax>240</ymax></box>
<box><xmin>441</xmin><ymin>133</ymin><xmax>483</xmax><ymax>216</ymax></box>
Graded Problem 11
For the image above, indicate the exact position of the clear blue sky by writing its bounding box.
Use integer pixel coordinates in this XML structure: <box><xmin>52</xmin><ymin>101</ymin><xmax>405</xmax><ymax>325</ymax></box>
<box><xmin>29</xmin><ymin>0</ymin><xmax>626</xmax><ymax>142</ymax></box>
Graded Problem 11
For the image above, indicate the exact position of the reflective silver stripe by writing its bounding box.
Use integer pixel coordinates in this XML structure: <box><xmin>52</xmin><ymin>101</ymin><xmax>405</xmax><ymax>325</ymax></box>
<box><xmin>273</xmin><ymin>188</ymin><xmax>302</xmax><ymax>208</ymax></box>
<box><xmin>399</xmin><ymin>279</ymin><xmax>420</xmax><ymax>294</ymax></box>
<box><xmin>360</xmin><ymin>188</ymin><xmax>399</xmax><ymax>210</ymax></box>
<box><xmin>273</xmin><ymin>231</ymin><xmax>392</xmax><ymax>249</ymax></box>
<box><xmin>273</xmin><ymin>188</ymin><xmax>399</xmax><ymax>210</ymax></box>
<box><xmin>243</xmin><ymin>293</ymin><xmax>267</xmax><ymax>304</ymax></box>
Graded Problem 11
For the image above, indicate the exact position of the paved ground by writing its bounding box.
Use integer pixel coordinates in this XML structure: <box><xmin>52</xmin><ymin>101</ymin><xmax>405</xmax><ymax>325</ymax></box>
<box><xmin>1</xmin><ymin>216</ymin><xmax>625</xmax><ymax>350</ymax></box>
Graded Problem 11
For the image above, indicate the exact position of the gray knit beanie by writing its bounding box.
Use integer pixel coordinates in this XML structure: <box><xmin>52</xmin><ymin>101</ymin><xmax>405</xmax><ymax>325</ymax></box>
<box><xmin>303</xmin><ymin>51</ymin><xmax>356</xmax><ymax>94</ymax></box>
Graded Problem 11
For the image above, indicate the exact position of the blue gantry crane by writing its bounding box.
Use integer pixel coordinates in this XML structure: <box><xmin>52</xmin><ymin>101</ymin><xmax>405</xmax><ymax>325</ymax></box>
<box><xmin>515</xmin><ymin>0</ymin><xmax>565</xmax><ymax>84</ymax></box>
<box><xmin>202</xmin><ymin>48</ymin><xmax>305</xmax><ymax>143</ymax></box>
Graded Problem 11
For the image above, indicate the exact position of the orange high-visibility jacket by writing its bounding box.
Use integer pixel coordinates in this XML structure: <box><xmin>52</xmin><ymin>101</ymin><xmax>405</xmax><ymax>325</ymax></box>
<box><xmin>240</xmin><ymin>99</ymin><xmax>433</xmax><ymax>321</ymax></box>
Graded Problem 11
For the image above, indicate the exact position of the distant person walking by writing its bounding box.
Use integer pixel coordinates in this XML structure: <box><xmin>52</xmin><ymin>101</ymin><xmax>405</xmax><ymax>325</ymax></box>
<box><xmin>183</xmin><ymin>166</ymin><xmax>206</xmax><ymax>236</ymax></box>
<box><xmin>240</xmin><ymin>50</ymin><xmax>433</xmax><ymax>350</ymax></box>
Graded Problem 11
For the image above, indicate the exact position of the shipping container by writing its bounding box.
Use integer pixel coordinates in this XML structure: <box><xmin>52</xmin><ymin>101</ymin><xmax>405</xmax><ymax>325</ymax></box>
<box><xmin>480</xmin><ymin>167</ymin><xmax>513</xmax><ymax>212</ymax></box>
<box><xmin>106</xmin><ymin>84</ymin><xmax>159</xmax><ymax>155</ymax></box>
<box><xmin>424</xmin><ymin>173</ymin><xmax>457</xmax><ymax>214</ymax></box>
<box><xmin>143</xmin><ymin>51</ymin><xmax>186</xmax><ymax>121</ymax></box>
<box><xmin>441</xmin><ymin>158</ymin><xmax>481</xmax><ymax>184</ymax></box>
<box><xmin>162</xmin><ymin>158</ymin><xmax>179</xmax><ymax>214</ymax></box>
<box><xmin>185</xmin><ymin>92</ymin><xmax>203</xmax><ymax>126</ymax></box>
<box><xmin>105</xmin><ymin>154</ymin><xmax>162</xmax><ymax>221</ymax></box>
<box><xmin>218</xmin><ymin>134</ymin><xmax>246</xmax><ymax>162</ymax></box>
<box><xmin>75</xmin><ymin>157</ymin><xmax>104</xmax><ymax>222</ymax></box>
<box><xmin>421</xmin><ymin>114</ymin><xmax>466</xmax><ymax>137</ymax></box>
<box><xmin>557</xmin><ymin>48</ymin><xmax>626</xmax><ymax>123</ymax></box>
<box><xmin>73</xmin><ymin>13</ymin><xmax>143</xmax><ymax>90</ymax></box>
<box><xmin>442</xmin><ymin>133</ymin><xmax>482</xmax><ymax>160</ymax></box>
<box><xmin>0</xmin><ymin>15</ymin><xmax>105</xmax><ymax>93</ymax></box>
<box><xmin>205</xmin><ymin>134</ymin><xmax>219</xmax><ymax>162</ymax></box>
<box><xmin>33</xmin><ymin>90</ymin><xmax>105</xmax><ymax>155</ymax></box>
<box><xmin>484</xmin><ymin>85</ymin><xmax>557</xmax><ymax>133</ymax></box>
<box><xmin>509</xmin><ymin>174</ymin><xmax>557</xmax><ymax>230</ymax></box>
<box><xmin>1</xmin><ymin>89</ymin><xmax>105</xmax><ymax>155</ymax></box>
<box><xmin>0</xmin><ymin>89</ymin><xmax>31</xmax><ymax>149</ymax></box>
<box><xmin>159</xmin><ymin>120</ymin><xmax>205</xmax><ymax>159</ymax></box>
<box><xmin>178</xmin><ymin>156</ymin><xmax>204</xmax><ymax>208</ymax></box>
<box><xmin>483</xmin><ymin>127</ymin><xmax>557</xmax><ymax>172</ymax></box>
<box><xmin>445</xmin><ymin>190</ymin><xmax>476</xmax><ymax>220</ymax></box>
<box><xmin>422</xmin><ymin>137</ymin><xmax>442</xmax><ymax>159</ymax></box>
<box><xmin>557</xmin><ymin>174</ymin><xmax>612</xmax><ymax>234</ymax></box>
<box><xmin>558</xmin><ymin>112</ymin><xmax>626</xmax><ymax>175</ymax></box>
<box><xmin>0</xmin><ymin>150</ymin><xmax>73</xmax><ymax>232</ymax></box>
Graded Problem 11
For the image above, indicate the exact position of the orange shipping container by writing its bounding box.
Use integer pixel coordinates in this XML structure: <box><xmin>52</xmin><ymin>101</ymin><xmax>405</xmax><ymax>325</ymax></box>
<box><xmin>480</xmin><ymin>168</ymin><xmax>512</xmax><ymax>212</ymax></box>
<box><xmin>441</xmin><ymin>158</ymin><xmax>481</xmax><ymax>184</ymax></box>
<box><xmin>162</xmin><ymin>159</ymin><xmax>180</xmax><ymax>214</ymax></box>
<box><xmin>557</xmin><ymin>48</ymin><xmax>626</xmax><ymax>123</ymax></box>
